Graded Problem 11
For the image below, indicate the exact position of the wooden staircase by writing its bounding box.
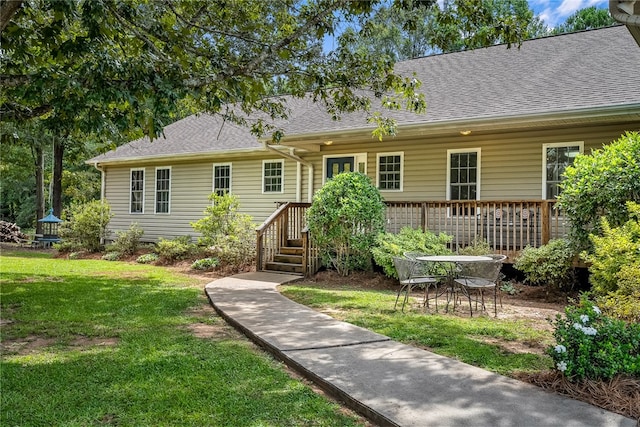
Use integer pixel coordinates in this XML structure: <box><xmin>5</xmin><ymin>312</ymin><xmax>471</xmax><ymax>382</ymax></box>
<box><xmin>265</xmin><ymin>239</ymin><xmax>304</xmax><ymax>274</ymax></box>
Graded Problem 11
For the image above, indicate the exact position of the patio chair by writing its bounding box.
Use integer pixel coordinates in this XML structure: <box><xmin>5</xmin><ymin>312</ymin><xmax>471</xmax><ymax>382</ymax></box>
<box><xmin>403</xmin><ymin>252</ymin><xmax>448</xmax><ymax>311</ymax></box>
<box><xmin>393</xmin><ymin>256</ymin><xmax>439</xmax><ymax>312</ymax></box>
<box><xmin>453</xmin><ymin>254</ymin><xmax>506</xmax><ymax>317</ymax></box>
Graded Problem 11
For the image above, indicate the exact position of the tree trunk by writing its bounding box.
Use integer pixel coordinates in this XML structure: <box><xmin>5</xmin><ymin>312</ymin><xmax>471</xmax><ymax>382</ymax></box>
<box><xmin>34</xmin><ymin>145</ymin><xmax>45</xmax><ymax>234</ymax></box>
<box><xmin>52</xmin><ymin>138</ymin><xmax>64</xmax><ymax>217</ymax></box>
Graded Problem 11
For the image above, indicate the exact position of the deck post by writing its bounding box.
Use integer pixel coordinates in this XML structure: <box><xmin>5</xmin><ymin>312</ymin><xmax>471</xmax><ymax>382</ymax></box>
<box><xmin>541</xmin><ymin>201</ymin><xmax>551</xmax><ymax>245</ymax></box>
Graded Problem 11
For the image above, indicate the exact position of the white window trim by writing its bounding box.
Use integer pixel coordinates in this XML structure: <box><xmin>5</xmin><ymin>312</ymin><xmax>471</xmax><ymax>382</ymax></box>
<box><xmin>322</xmin><ymin>153</ymin><xmax>367</xmax><ymax>184</ymax></box>
<box><xmin>376</xmin><ymin>151</ymin><xmax>404</xmax><ymax>192</ymax></box>
<box><xmin>542</xmin><ymin>141</ymin><xmax>584</xmax><ymax>200</ymax></box>
<box><xmin>154</xmin><ymin>166</ymin><xmax>171</xmax><ymax>214</ymax></box>
<box><xmin>129</xmin><ymin>167</ymin><xmax>145</xmax><ymax>214</ymax></box>
<box><xmin>262</xmin><ymin>159</ymin><xmax>285</xmax><ymax>194</ymax></box>
<box><xmin>446</xmin><ymin>148</ymin><xmax>481</xmax><ymax>200</ymax></box>
<box><xmin>212</xmin><ymin>163</ymin><xmax>233</xmax><ymax>195</ymax></box>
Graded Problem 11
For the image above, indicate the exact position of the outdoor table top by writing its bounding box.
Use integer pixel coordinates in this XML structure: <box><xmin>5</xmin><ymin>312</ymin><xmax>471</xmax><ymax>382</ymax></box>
<box><xmin>416</xmin><ymin>255</ymin><xmax>492</xmax><ymax>262</ymax></box>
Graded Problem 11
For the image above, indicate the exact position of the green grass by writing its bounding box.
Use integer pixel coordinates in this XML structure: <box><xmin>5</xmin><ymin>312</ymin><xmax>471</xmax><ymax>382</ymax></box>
<box><xmin>0</xmin><ymin>250</ymin><xmax>364</xmax><ymax>426</ymax></box>
<box><xmin>280</xmin><ymin>284</ymin><xmax>554</xmax><ymax>376</ymax></box>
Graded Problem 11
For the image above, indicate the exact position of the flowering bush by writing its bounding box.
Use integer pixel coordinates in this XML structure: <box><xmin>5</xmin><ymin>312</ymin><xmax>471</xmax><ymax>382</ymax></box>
<box><xmin>549</xmin><ymin>295</ymin><xmax>640</xmax><ymax>380</ymax></box>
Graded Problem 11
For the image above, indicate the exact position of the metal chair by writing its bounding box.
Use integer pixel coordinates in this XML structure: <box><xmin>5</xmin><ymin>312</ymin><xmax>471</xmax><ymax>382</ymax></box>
<box><xmin>392</xmin><ymin>256</ymin><xmax>438</xmax><ymax>312</ymax></box>
<box><xmin>453</xmin><ymin>254</ymin><xmax>506</xmax><ymax>317</ymax></box>
<box><xmin>403</xmin><ymin>252</ymin><xmax>448</xmax><ymax>311</ymax></box>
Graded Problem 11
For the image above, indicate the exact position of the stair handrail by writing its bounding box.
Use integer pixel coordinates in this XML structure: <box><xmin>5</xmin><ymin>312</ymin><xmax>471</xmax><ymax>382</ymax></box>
<box><xmin>256</xmin><ymin>202</ymin><xmax>292</xmax><ymax>271</ymax></box>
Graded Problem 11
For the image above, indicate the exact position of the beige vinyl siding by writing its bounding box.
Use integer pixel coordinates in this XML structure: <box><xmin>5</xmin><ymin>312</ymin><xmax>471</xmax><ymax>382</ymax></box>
<box><xmin>296</xmin><ymin>123</ymin><xmax>635</xmax><ymax>202</ymax></box>
<box><xmin>103</xmin><ymin>156</ymin><xmax>298</xmax><ymax>242</ymax></box>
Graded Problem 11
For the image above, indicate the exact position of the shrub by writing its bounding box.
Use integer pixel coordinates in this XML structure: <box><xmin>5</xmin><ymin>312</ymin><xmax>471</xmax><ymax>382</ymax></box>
<box><xmin>371</xmin><ymin>227</ymin><xmax>452</xmax><ymax>279</ymax></box>
<box><xmin>513</xmin><ymin>238</ymin><xmax>576</xmax><ymax>289</ymax></box>
<box><xmin>108</xmin><ymin>223</ymin><xmax>144</xmax><ymax>256</ymax></box>
<box><xmin>583</xmin><ymin>202</ymin><xmax>640</xmax><ymax>322</ymax></box>
<box><xmin>191</xmin><ymin>257</ymin><xmax>219</xmax><ymax>271</ymax></box>
<box><xmin>136</xmin><ymin>253</ymin><xmax>159</xmax><ymax>264</ymax></box>
<box><xmin>582</xmin><ymin>202</ymin><xmax>640</xmax><ymax>295</ymax></box>
<box><xmin>457</xmin><ymin>236</ymin><xmax>491</xmax><ymax>256</ymax></box>
<box><xmin>101</xmin><ymin>251</ymin><xmax>121</xmax><ymax>261</ymax></box>
<box><xmin>191</xmin><ymin>193</ymin><xmax>256</xmax><ymax>269</ymax></box>
<box><xmin>307</xmin><ymin>172</ymin><xmax>386</xmax><ymax>276</ymax></box>
<box><xmin>549</xmin><ymin>295</ymin><xmax>640</xmax><ymax>380</ymax></box>
<box><xmin>557</xmin><ymin>131</ymin><xmax>640</xmax><ymax>251</ymax></box>
<box><xmin>155</xmin><ymin>236</ymin><xmax>195</xmax><ymax>263</ymax></box>
<box><xmin>57</xmin><ymin>200</ymin><xmax>113</xmax><ymax>252</ymax></box>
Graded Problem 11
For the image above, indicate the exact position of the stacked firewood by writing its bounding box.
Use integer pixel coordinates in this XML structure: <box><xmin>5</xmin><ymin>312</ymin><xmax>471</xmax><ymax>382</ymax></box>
<box><xmin>0</xmin><ymin>221</ymin><xmax>28</xmax><ymax>243</ymax></box>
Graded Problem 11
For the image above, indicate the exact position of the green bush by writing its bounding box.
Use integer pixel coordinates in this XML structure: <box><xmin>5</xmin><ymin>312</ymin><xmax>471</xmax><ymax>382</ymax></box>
<box><xmin>307</xmin><ymin>172</ymin><xmax>386</xmax><ymax>276</ymax></box>
<box><xmin>583</xmin><ymin>202</ymin><xmax>640</xmax><ymax>295</ymax></box>
<box><xmin>101</xmin><ymin>251</ymin><xmax>121</xmax><ymax>261</ymax></box>
<box><xmin>191</xmin><ymin>257</ymin><xmax>220</xmax><ymax>271</ymax></box>
<box><xmin>549</xmin><ymin>295</ymin><xmax>640</xmax><ymax>380</ymax></box>
<box><xmin>557</xmin><ymin>131</ymin><xmax>640</xmax><ymax>251</ymax></box>
<box><xmin>583</xmin><ymin>202</ymin><xmax>640</xmax><ymax>322</ymax></box>
<box><xmin>457</xmin><ymin>236</ymin><xmax>492</xmax><ymax>256</ymax></box>
<box><xmin>136</xmin><ymin>253</ymin><xmax>159</xmax><ymax>264</ymax></box>
<box><xmin>57</xmin><ymin>200</ymin><xmax>113</xmax><ymax>252</ymax></box>
<box><xmin>513</xmin><ymin>239</ymin><xmax>576</xmax><ymax>290</ymax></box>
<box><xmin>108</xmin><ymin>223</ymin><xmax>144</xmax><ymax>256</ymax></box>
<box><xmin>191</xmin><ymin>193</ymin><xmax>256</xmax><ymax>269</ymax></box>
<box><xmin>155</xmin><ymin>236</ymin><xmax>195</xmax><ymax>263</ymax></box>
<box><xmin>371</xmin><ymin>227</ymin><xmax>452</xmax><ymax>279</ymax></box>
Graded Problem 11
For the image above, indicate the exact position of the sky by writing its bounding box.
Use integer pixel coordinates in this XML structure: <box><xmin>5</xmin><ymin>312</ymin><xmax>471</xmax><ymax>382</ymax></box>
<box><xmin>529</xmin><ymin>0</ymin><xmax>609</xmax><ymax>28</ymax></box>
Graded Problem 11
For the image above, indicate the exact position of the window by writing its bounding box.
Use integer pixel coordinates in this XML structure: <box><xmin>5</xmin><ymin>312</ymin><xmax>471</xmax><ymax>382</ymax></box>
<box><xmin>263</xmin><ymin>160</ymin><xmax>284</xmax><ymax>193</ymax></box>
<box><xmin>447</xmin><ymin>149</ymin><xmax>480</xmax><ymax>215</ymax></box>
<box><xmin>377</xmin><ymin>152</ymin><xmax>403</xmax><ymax>191</ymax></box>
<box><xmin>543</xmin><ymin>142</ymin><xmax>583</xmax><ymax>199</ymax></box>
<box><xmin>213</xmin><ymin>163</ymin><xmax>232</xmax><ymax>196</ymax></box>
<box><xmin>155</xmin><ymin>167</ymin><xmax>171</xmax><ymax>214</ymax></box>
<box><xmin>130</xmin><ymin>168</ymin><xmax>145</xmax><ymax>214</ymax></box>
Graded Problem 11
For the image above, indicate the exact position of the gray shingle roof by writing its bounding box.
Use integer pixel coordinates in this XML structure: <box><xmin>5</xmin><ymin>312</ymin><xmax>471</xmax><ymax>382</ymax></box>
<box><xmin>90</xmin><ymin>26</ymin><xmax>640</xmax><ymax>164</ymax></box>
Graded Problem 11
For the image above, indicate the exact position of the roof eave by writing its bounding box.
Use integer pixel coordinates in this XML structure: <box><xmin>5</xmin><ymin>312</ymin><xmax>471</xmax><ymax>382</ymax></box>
<box><xmin>609</xmin><ymin>0</ymin><xmax>640</xmax><ymax>46</ymax></box>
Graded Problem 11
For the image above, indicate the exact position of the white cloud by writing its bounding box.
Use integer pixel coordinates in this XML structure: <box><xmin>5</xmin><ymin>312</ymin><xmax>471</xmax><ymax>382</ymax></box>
<box><xmin>533</xmin><ymin>0</ymin><xmax>608</xmax><ymax>28</ymax></box>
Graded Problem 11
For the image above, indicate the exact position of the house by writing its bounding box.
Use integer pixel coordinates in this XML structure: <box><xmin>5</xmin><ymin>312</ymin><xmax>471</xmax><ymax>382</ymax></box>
<box><xmin>610</xmin><ymin>1</ymin><xmax>640</xmax><ymax>46</ymax></box>
<box><xmin>88</xmin><ymin>26</ymin><xmax>640</xmax><ymax>274</ymax></box>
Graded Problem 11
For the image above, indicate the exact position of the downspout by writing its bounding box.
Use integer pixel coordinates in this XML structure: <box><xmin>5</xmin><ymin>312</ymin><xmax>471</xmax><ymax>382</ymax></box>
<box><xmin>92</xmin><ymin>162</ymin><xmax>105</xmax><ymax>201</ymax></box>
<box><xmin>263</xmin><ymin>143</ymin><xmax>314</xmax><ymax>203</ymax></box>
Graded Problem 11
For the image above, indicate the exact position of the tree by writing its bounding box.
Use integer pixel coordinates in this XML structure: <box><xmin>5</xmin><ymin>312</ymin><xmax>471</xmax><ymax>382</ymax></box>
<box><xmin>557</xmin><ymin>131</ymin><xmax>640</xmax><ymax>251</ymax></box>
<box><xmin>551</xmin><ymin>6</ymin><xmax>616</xmax><ymax>35</ymax></box>
<box><xmin>340</xmin><ymin>0</ymin><xmax>546</xmax><ymax>61</ymax></box>
<box><xmin>1</xmin><ymin>0</ymin><xmax>528</xmax><ymax>222</ymax></box>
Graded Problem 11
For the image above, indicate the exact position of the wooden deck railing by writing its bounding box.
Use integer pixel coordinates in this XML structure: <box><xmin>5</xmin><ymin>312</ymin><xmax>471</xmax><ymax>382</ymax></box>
<box><xmin>257</xmin><ymin>200</ymin><xmax>568</xmax><ymax>273</ymax></box>
<box><xmin>384</xmin><ymin>200</ymin><xmax>567</xmax><ymax>261</ymax></box>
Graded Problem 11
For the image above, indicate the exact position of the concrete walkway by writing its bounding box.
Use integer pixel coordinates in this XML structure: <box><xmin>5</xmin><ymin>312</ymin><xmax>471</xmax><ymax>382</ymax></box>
<box><xmin>204</xmin><ymin>272</ymin><xmax>636</xmax><ymax>427</ymax></box>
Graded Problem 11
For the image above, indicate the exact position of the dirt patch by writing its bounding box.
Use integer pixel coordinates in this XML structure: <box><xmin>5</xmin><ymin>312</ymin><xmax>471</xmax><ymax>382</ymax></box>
<box><xmin>1</xmin><ymin>335</ymin><xmax>119</xmax><ymax>355</ymax></box>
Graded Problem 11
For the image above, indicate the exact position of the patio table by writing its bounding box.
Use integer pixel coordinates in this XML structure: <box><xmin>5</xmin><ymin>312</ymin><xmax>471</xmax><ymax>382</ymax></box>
<box><xmin>416</xmin><ymin>255</ymin><xmax>493</xmax><ymax>312</ymax></box>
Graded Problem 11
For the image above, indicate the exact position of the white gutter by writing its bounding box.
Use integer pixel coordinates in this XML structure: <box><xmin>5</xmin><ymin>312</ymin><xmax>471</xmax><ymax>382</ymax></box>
<box><xmin>609</xmin><ymin>1</ymin><xmax>640</xmax><ymax>46</ymax></box>
<box><xmin>263</xmin><ymin>143</ymin><xmax>314</xmax><ymax>203</ymax></box>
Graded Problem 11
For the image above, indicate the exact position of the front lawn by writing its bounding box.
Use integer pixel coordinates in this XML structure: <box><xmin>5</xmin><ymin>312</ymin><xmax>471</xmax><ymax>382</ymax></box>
<box><xmin>0</xmin><ymin>250</ymin><xmax>364</xmax><ymax>426</ymax></box>
<box><xmin>279</xmin><ymin>282</ymin><xmax>554</xmax><ymax>376</ymax></box>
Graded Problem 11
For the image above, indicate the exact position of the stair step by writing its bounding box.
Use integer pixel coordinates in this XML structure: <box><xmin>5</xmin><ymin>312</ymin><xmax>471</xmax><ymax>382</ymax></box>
<box><xmin>274</xmin><ymin>254</ymin><xmax>303</xmax><ymax>264</ymax></box>
<box><xmin>280</xmin><ymin>246</ymin><xmax>303</xmax><ymax>255</ymax></box>
<box><xmin>287</xmin><ymin>239</ymin><xmax>303</xmax><ymax>247</ymax></box>
<box><xmin>265</xmin><ymin>261</ymin><xmax>304</xmax><ymax>274</ymax></box>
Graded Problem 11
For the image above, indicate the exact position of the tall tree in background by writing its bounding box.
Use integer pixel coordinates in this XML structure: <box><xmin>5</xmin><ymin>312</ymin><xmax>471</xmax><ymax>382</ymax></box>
<box><xmin>340</xmin><ymin>0</ymin><xmax>545</xmax><ymax>61</ymax></box>
<box><xmin>551</xmin><ymin>6</ymin><xmax>617</xmax><ymax>35</ymax></box>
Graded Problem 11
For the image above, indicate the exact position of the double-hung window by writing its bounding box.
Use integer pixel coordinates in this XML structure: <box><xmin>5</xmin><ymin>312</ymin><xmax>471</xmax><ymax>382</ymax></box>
<box><xmin>155</xmin><ymin>167</ymin><xmax>171</xmax><ymax>214</ymax></box>
<box><xmin>543</xmin><ymin>142</ymin><xmax>583</xmax><ymax>199</ymax></box>
<box><xmin>263</xmin><ymin>160</ymin><xmax>284</xmax><ymax>193</ymax></box>
<box><xmin>130</xmin><ymin>168</ymin><xmax>145</xmax><ymax>214</ymax></box>
<box><xmin>377</xmin><ymin>152</ymin><xmax>403</xmax><ymax>191</ymax></box>
<box><xmin>447</xmin><ymin>149</ymin><xmax>480</xmax><ymax>215</ymax></box>
<box><xmin>213</xmin><ymin>163</ymin><xmax>232</xmax><ymax>196</ymax></box>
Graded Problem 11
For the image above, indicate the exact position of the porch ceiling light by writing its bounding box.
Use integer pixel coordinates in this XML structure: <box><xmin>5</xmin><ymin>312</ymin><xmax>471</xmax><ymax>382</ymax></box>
<box><xmin>460</xmin><ymin>130</ymin><xmax>472</xmax><ymax>136</ymax></box>
<box><xmin>324</xmin><ymin>140</ymin><xmax>333</xmax><ymax>145</ymax></box>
